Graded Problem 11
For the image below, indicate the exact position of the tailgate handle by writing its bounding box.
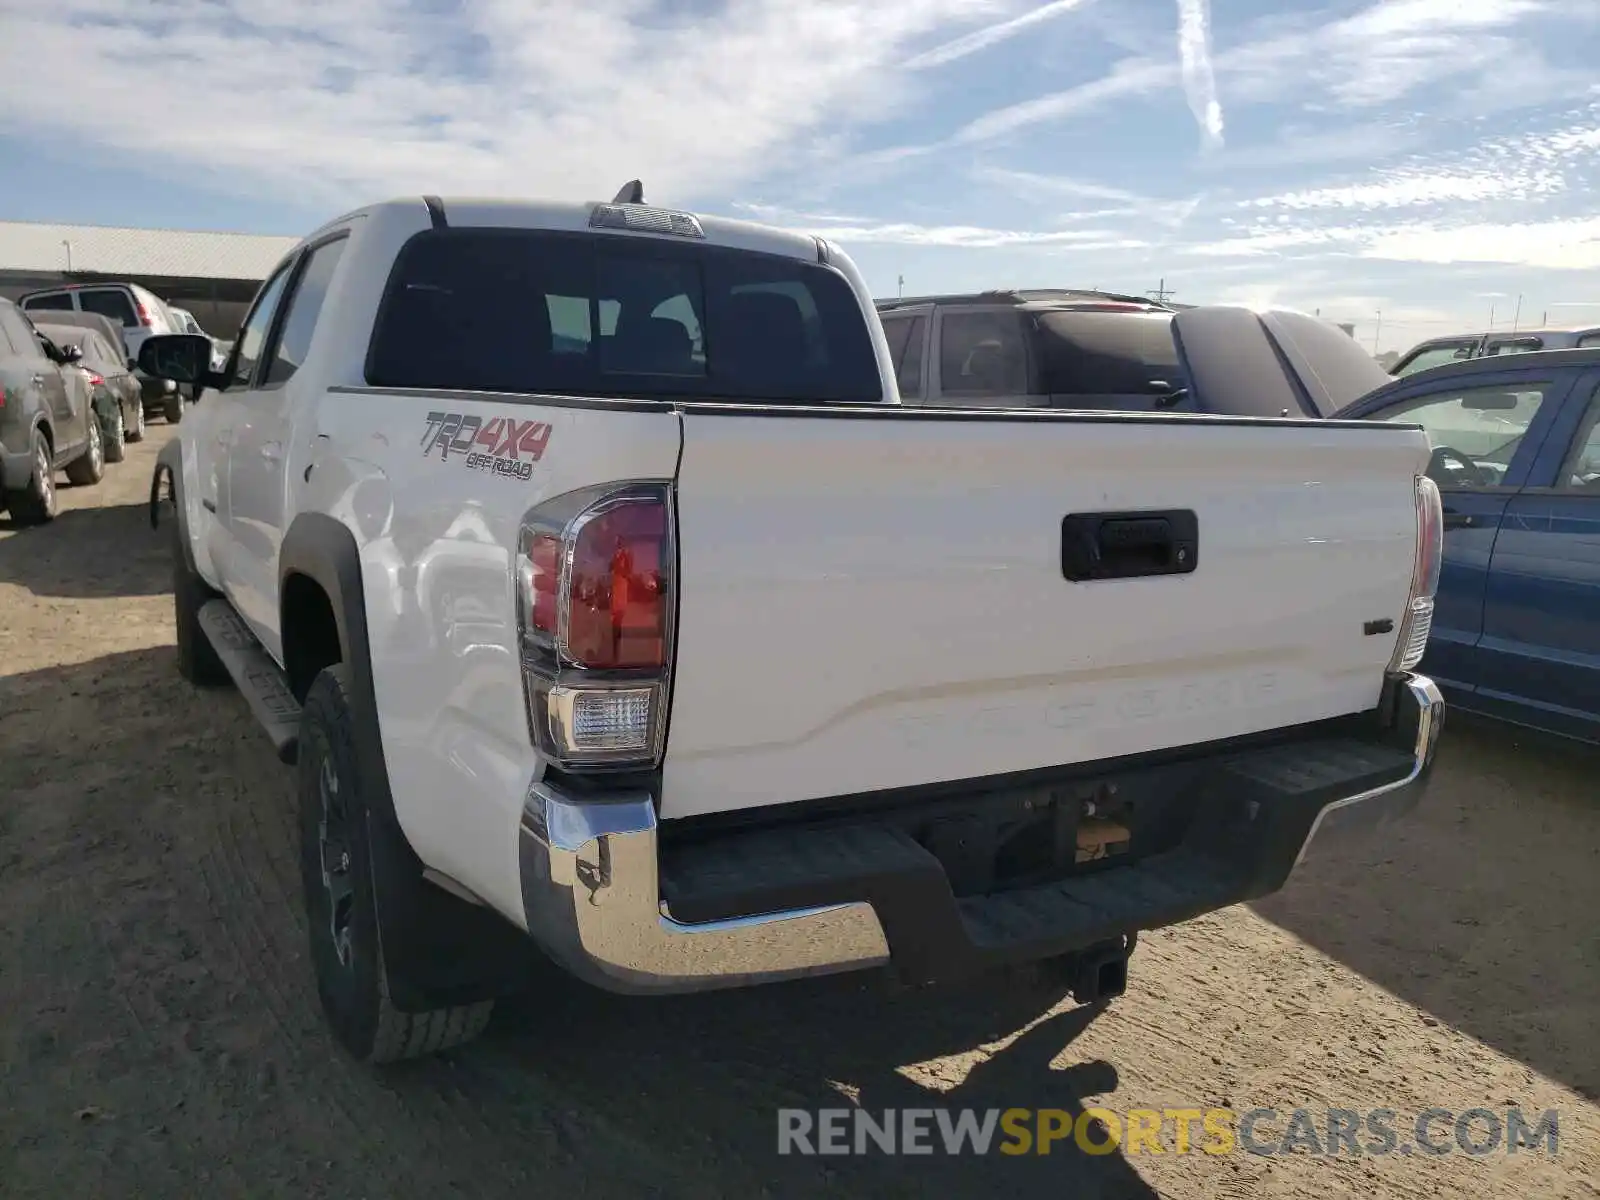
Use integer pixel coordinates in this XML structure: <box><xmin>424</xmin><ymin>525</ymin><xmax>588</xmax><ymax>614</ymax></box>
<box><xmin>1062</xmin><ymin>510</ymin><xmax>1199</xmax><ymax>582</ymax></box>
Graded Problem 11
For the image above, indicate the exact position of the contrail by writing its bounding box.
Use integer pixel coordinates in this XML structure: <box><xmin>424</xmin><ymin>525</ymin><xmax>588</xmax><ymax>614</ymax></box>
<box><xmin>1175</xmin><ymin>0</ymin><xmax>1224</xmax><ymax>150</ymax></box>
<box><xmin>905</xmin><ymin>0</ymin><xmax>1098</xmax><ymax>71</ymax></box>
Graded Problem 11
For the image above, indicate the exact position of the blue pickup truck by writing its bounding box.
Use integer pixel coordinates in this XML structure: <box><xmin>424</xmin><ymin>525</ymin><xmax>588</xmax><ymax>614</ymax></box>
<box><xmin>1339</xmin><ymin>347</ymin><xmax>1600</xmax><ymax>743</ymax></box>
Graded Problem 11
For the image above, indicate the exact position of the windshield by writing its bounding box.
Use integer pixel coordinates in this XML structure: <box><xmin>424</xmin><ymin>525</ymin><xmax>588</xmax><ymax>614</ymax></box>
<box><xmin>367</xmin><ymin>228</ymin><xmax>883</xmax><ymax>404</ymax></box>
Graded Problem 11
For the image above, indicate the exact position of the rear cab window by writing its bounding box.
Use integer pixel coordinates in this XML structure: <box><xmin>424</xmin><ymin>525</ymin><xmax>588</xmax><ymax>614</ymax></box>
<box><xmin>365</xmin><ymin>228</ymin><xmax>883</xmax><ymax>403</ymax></box>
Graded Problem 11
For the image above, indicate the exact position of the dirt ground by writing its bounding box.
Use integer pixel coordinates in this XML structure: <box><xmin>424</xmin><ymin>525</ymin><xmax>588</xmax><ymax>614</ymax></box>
<box><xmin>1</xmin><ymin>425</ymin><xmax>1596</xmax><ymax>1200</ymax></box>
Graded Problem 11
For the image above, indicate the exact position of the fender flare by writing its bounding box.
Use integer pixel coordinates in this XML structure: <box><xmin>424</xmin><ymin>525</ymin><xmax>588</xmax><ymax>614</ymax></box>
<box><xmin>279</xmin><ymin>512</ymin><xmax>535</xmax><ymax>1010</ymax></box>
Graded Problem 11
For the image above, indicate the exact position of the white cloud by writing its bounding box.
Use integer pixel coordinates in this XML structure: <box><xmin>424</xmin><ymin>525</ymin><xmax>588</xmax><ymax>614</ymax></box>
<box><xmin>1173</xmin><ymin>0</ymin><xmax>1223</xmax><ymax>150</ymax></box>
<box><xmin>0</xmin><ymin>0</ymin><xmax>1007</xmax><ymax>206</ymax></box>
<box><xmin>727</xmin><ymin>206</ymin><xmax>1150</xmax><ymax>249</ymax></box>
<box><xmin>1242</xmin><ymin>169</ymin><xmax>1566</xmax><ymax>213</ymax></box>
<box><xmin>903</xmin><ymin>0</ymin><xmax>1098</xmax><ymax>70</ymax></box>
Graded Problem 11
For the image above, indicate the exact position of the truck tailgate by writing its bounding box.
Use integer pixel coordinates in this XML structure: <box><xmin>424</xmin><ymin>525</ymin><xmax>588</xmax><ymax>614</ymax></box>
<box><xmin>660</xmin><ymin>411</ymin><xmax>1431</xmax><ymax>820</ymax></box>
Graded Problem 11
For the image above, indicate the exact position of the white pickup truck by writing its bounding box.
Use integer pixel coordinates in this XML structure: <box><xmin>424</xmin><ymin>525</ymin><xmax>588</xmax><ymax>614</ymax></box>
<box><xmin>140</xmin><ymin>187</ymin><xmax>1445</xmax><ymax>1064</ymax></box>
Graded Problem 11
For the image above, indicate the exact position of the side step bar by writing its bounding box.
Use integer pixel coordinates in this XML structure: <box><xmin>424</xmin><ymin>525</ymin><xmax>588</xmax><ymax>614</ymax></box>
<box><xmin>197</xmin><ymin>600</ymin><xmax>302</xmax><ymax>764</ymax></box>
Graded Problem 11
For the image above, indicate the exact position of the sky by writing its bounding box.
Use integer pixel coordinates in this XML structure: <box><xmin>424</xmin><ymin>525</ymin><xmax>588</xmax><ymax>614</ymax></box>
<box><xmin>1</xmin><ymin>0</ymin><xmax>1599</xmax><ymax>353</ymax></box>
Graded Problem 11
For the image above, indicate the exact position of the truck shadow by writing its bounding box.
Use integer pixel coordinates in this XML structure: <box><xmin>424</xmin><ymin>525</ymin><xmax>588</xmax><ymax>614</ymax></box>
<box><xmin>0</xmin><ymin>500</ymin><xmax>170</xmax><ymax>598</ymax></box>
<box><xmin>1250</xmin><ymin>712</ymin><xmax>1600</xmax><ymax>1102</ymax></box>
<box><xmin>486</xmin><ymin>973</ymin><xmax>1157</xmax><ymax>1199</ymax></box>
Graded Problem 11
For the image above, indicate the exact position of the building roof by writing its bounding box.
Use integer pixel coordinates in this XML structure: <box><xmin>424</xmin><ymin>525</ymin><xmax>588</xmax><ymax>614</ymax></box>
<box><xmin>0</xmin><ymin>219</ymin><xmax>299</xmax><ymax>281</ymax></box>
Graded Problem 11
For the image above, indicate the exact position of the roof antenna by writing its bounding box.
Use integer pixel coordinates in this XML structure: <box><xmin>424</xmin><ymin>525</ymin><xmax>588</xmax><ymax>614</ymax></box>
<box><xmin>612</xmin><ymin>180</ymin><xmax>644</xmax><ymax>204</ymax></box>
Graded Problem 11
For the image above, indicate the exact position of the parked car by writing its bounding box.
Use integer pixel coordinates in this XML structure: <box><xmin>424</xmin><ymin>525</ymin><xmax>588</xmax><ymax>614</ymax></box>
<box><xmin>19</xmin><ymin>281</ymin><xmax>186</xmax><ymax>424</ymax></box>
<box><xmin>875</xmin><ymin>291</ymin><xmax>1386</xmax><ymax>416</ymax></box>
<box><xmin>34</xmin><ymin>321</ymin><xmax>145</xmax><ymax>459</ymax></box>
<box><xmin>169</xmin><ymin>306</ymin><xmax>231</xmax><ymax>373</ymax></box>
<box><xmin>136</xmin><ymin>190</ymin><xmax>1442</xmax><ymax>1065</ymax></box>
<box><xmin>1391</xmin><ymin>327</ymin><xmax>1600</xmax><ymax>377</ymax></box>
<box><xmin>1338</xmin><ymin>347</ymin><xmax>1600</xmax><ymax>742</ymax></box>
<box><xmin>0</xmin><ymin>299</ymin><xmax>106</xmax><ymax>523</ymax></box>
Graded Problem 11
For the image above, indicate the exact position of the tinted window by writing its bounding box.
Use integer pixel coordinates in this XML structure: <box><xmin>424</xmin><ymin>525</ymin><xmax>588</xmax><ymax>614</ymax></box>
<box><xmin>881</xmin><ymin>316</ymin><xmax>913</xmax><ymax>368</ymax></box>
<box><xmin>1577</xmin><ymin>334</ymin><xmax>1600</xmax><ymax>349</ymax></box>
<box><xmin>264</xmin><ymin>237</ymin><xmax>347</xmax><ymax>386</ymax></box>
<box><xmin>0</xmin><ymin>307</ymin><xmax>25</xmax><ymax>354</ymax></box>
<box><xmin>1557</xmin><ymin>385</ymin><xmax>1600</xmax><ymax>492</ymax></box>
<box><xmin>78</xmin><ymin>288</ymin><xmax>138</xmax><ymax>326</ymax></box>
<box><xmin>879</xmin><ymin>314</ymin><xmax>926</xmax><ymax>397</ymax></box>
<box><xmin>938</xmin><ymin>311</ymin><xmax>1029</xmax><ymax>396</ymax></box>
<box><xmin>898</xmin><ymin>316</ymin><xmax>926</xmax><ymax>396</ymax></box>
<box><xmin>1373</xmin><ymin>381</ymin><xmax>1553</xmax><ymax>488</ymax></box>
<box><xmin>366</xmin><ymin>229</ymin><xmax>881</xmax><ymax>403</ymax></box>
<box><xmin>1485</xmin><ymin>338</ymin><xmax>1541</xmax><ymax>357</ymax></box>
<box><xmin>23</xmin><ymin>293</ymin><xmax>74</xmax><ymax>312</ymax></box>
<box><xmin>1394</xmin><ymin>342</ymin><xmax>1476</xmax><ymax>376</ymax></box>
<box><xmin>1035</xmin><ymin>311</ymin><xmax>1179</xmax><ymax>400</ymax></box>
<box><xmin>229</xmin><ymin>266</ymin><xmax>294</xmax><ymax>389</ymax></box>
<box><xmin>0</xmin><ymin>307</ymin><xmax>39</xmax><ymax>356</ymax></box>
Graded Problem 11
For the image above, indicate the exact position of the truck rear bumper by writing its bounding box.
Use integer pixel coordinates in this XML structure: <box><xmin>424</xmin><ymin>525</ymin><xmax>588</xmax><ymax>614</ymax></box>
<box><xmin>517</xmin><ymin>673</ymin><xmax>1443</xmax><ymax>995</ymax></box>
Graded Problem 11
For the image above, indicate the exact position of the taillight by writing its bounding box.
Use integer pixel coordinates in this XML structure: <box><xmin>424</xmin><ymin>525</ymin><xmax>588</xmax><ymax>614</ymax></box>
<box><xmin>87</xmin><ymin>372</ymin><xmax>105</xmax><ymax>387</ymax></box>
<box><xmin>134</xmin><ymin>301</ymin><xmax>154</xmax><ymax>327</ymax></box>
<box><xmin>516</xmin><ymin>482</ymin><xmax>675</xmax><ymax>770</ymax></box>
<box><xmin>1388</xmin><ymin>475</ymin><xmax>1442</xmax><ymax>674</ymax></box>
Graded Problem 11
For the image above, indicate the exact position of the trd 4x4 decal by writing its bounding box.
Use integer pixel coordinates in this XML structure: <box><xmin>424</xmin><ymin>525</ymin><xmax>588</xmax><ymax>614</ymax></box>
<box><xmin>421</xmin><ymin>412</ymin><xmax>553</xmax><ymax>482</ymax></box>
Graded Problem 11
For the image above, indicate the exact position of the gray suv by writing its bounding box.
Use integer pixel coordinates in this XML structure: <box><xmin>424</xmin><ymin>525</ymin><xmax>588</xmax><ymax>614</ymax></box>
<box><xmin>0</xmin><ymin>298</ymin><xmax>106</xmax><ymax>525</ymax></box>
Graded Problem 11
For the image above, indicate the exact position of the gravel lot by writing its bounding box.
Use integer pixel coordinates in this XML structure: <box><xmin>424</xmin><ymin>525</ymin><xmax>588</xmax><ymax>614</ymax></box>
<box><xmin>2</xmin><ymin>426</ymin><xmax>1596</xmax><ymax>1199</ymax></box>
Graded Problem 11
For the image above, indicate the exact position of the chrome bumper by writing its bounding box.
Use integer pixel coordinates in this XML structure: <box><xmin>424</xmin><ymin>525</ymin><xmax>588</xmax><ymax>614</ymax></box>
<box><xmin>518</xmin><ymin>783</ymin><xmax>891</xmax><ymax>994</ymax></box>
<box><xmin>1293</xmin><ymin>672</ymin><xmax>1445</xmax><ymax>865</ymax></box>
<box><xmin>517</xmin><ymin>672</ymin><xmax>1444</xmax><ymax>995</ymax></box>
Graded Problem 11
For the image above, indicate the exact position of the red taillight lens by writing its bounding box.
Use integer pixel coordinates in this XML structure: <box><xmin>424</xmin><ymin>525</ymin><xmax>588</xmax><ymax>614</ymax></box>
<box><xmin>516</xmin><ymin>483</ymin><xmax>676</xmax><ymax>770</ymax></box>
<box><xmin>87</xmin><ymin>373</ymin><xmax>105</xmax><ymax>387</ymax></box>
<box><xmin>135</xmin><ymin>302</ymin><xmax>154</xmax><ymax>327</ymax></box>
<box><xmin>525</xmin><ymin>531</ymin><xmax>562</xmax><ymax>638</ymax></box>
<box><xmin>566</xmin><ymin>501</ymin><xmax>667</xmax><ymax>669</ymax></box>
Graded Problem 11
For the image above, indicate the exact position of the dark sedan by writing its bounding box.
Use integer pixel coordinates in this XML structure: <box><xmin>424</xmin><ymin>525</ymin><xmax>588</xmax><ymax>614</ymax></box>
<box><xmin>1338</xmin><ymin>347</ymin><xmax>1600</xmax><ymax>744</ymax></box>
<box><xmin>34</xmin><ymin>322</ymin><xmax>146</xmax><ymax>460</ymax></box>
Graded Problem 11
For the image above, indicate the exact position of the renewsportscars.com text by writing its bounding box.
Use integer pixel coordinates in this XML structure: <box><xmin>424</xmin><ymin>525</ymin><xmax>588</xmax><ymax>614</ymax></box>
<box><xmin>776</xmin><ymin>1106</ymin><xmax>1561</xmax><ymax>1158</ymax></box>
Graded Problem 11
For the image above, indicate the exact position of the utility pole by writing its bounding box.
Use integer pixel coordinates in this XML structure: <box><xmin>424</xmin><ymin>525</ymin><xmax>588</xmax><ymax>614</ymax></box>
<box><xmin>61</xmin><ymin>240</ymin><xmax>72</xmax><ymax>272</ymax></box>
<box><xmin>897</xmin><ymin>274</ymin><xmax>904</xmax><ymax>299</ymax></box>
<box><xmin>1148</xmin><ymin>277</ymin><xmax>1176</xmax><ymax>303</ymax></box>
<box><xmin>1488</xmin><ymin>303</ymin><xmax>1496</xmax><ymax>330</ymax></box>
<box><xmin>1372</xmin><ymin>310</ymin><xmax>1382</xmax><ymax>353</ymax></box>
<box><xmin>1511</xmin><ymin>293</ymin><xmax>1523</xmax><ymax>333</ymax></box>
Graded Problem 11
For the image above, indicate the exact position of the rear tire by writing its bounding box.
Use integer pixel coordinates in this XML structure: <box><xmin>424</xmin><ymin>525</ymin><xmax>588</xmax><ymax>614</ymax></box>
<box><xmin>125</xmin><ymin>396</ymin><xmax>146</xmax><ymax>443</ymax></box>
<box><xmin>64</xmin><ymin>417</ymin><xmax>104</xmax><ymax>486</ymax></box>
<box><xmin>102</xmin><ymin>403</ymin><xmax>126</xmax><ymax>464</ymax></box>
<box><xmin>297</xmin><ymin>665</ymin><xmax>494</xmax><ymax>1063</ymax></box>
<box><xmin>170</xmin><ymin>516</ymin><xmax>229</xmax><ymax>686</ymax></box>
<box><xmin>164</xmin><ymin>392</ymin><xmax>184</xmax><ymax>424</ymax></box>
<box><xmin>4</xmin><ymin>430</ymin><xmax>56</xmax><ymax>526</ymax></box>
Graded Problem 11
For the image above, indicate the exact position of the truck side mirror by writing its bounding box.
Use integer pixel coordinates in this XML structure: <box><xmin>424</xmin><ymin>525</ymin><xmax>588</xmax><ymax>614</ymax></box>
<box><xmin>138</xmin><ymin>332</ymin><xmax>227</xmax><ymax>391</ymax></box>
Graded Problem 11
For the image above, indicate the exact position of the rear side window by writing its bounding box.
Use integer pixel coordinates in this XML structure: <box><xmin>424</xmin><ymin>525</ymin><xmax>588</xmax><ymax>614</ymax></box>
<box><xmin>937</xmin><ymin>311</ymin><xmax>1030</xmax><ymax>396</ymax></box>
<box><xmin>1034</xmin><ymin>311</ymin><xmax>1179</xmax><ymax>401</ymax></box>
<box><xmin>78</xmin><ymin>288</ymin><xmax>137</xmax><ymax>326</ymax></box>
<box><xmin>1394</xmin><ymin>342</ymin><xmax>1476</xmax><ymax>376</ymax></box>
<box><xmin>879</xmin><ymin>314</ymin><xmax>926</xmax><ymax>397</ymax></box>
<box><xmin>366</xmin><ymin>229</ymin><xmax>882</xmax><ymax>403</ymax></box>
<box><xmin>0</xmin><ymin>307</ymin><xmax>23</xmax><ymax>354</ymax></box>
<box><xmin>0</xmin><ymin>307</ymin><xmax>38</xmax><ymax>356</ymax></box>
<box><xmin>264</xmin><ymin>237</ymin><xmax>347</xmax><ymax>386</ymax></box>
<box><xmin>23</xmin><ymin>293</ymin><xmax>74</xmax><ymax>312</ymax></box>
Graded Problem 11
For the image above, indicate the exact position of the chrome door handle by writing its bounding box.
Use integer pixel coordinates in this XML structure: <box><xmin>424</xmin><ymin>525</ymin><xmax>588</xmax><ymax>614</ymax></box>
<box><xmin>32</xmin><ymin>374</ymin><xmax>45</xmax><ymax>386</ymax></box>
<box><xmin>261</xmin><ymin>442</ymin><xmax>283</xmax><ymax>462</ymax></box>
